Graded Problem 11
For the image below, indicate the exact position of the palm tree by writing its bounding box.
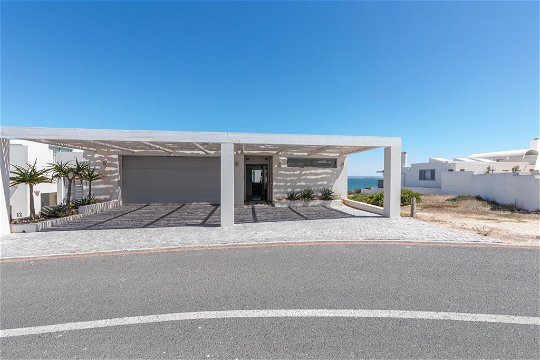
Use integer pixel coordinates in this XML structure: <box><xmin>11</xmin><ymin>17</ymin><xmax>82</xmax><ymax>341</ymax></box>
<box><xmin>10</xmin><ymin>161</ymin><xmax>51</xmax><ymax>220</ymax></box>
<box><xmin>82</xmin><ymin>166</ymin><xmax>103</xmax><ymax>197</ymax></box>
<box><xmin>73</xmin><ymin>158</ymin><xmax>89</xmax><ymax>183</ymax></box>
<box><xmin>48</xmin><ymin>161</ymin><xmax>76</xmax><ymax>205</ymax></box>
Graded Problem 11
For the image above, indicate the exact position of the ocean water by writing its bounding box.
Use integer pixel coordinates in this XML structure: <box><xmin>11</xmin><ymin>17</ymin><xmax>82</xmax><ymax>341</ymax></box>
<box><xmin>348</xmin><ymin>177</ymin><xmax>383</xmax><ymax>191</ymax></box>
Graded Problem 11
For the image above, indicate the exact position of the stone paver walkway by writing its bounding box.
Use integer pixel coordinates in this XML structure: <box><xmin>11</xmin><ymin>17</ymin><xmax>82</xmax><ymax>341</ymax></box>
<box><xmin>0</xmin><ymin>205</ymin><xmax>500</xmax><ymax>259</ymax></box>
<box><xmin>43</xmin><ymin>204</ymin><xmax>365</xmax><ymax>231</ymax></box>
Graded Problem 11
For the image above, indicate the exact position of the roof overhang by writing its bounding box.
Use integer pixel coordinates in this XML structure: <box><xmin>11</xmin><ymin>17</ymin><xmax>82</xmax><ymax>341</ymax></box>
<box><xmin>1</xmin><ymin>127</ymin><xmax>400</xmax><ymax>157</ymax></box>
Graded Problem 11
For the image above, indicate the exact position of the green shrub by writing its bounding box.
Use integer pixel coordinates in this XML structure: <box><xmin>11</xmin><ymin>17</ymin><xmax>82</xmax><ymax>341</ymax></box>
<box><xmin>285</xmin><ymin>190</ymin><xmax>300</xmax><ymax>201</ymax></box>
<box><xmin>299</xmin><ymin>187</ymin><xmax>316</xmax><ymax>201</ymax></box>
<box><xmin>40</xmin><ymin>204</ymin><xmax>75</xmax><ymax>219</ymax></box>
<box><xmin>400</xmin><ymin>189</ymin><xmax>422</xmax><ymax>206</ymax></box>
<box><xmin>319</xmin><ymin>187</ymin><xmax>335</xmax><ymax>200</ymax></box>
<box><xmin>348</xmin><ymin>189</ymin><xmax>421</xmax><ymax>207</ymax></box>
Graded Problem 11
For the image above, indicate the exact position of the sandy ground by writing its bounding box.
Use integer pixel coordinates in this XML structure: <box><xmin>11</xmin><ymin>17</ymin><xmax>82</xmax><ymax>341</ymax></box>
<box><xmin>402</xmin><ymin>195</ymin><xmax>540</xmax><ymax>247</ymax></box>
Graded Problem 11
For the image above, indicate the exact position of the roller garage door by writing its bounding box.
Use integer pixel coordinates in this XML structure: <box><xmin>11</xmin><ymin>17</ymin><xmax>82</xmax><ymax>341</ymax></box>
<box><xmin>122</xmin><ymin>156</ymin><xmax>220</xmax><ymax>204</ymax></box>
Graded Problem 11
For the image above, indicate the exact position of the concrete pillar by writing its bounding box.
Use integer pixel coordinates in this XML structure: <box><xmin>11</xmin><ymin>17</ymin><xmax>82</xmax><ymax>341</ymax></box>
<box><xmin>220</xmin><ymin>143</ymin><xmax>234</xmax><ymax>227</ymax></box>
<box><xmin>56</xmin><ymin>178</ymin><xmax>65</xmax><ymax>205</ymax></box>
<box><xmin>383</xmin><ymin>145</ymin><xmax>401</xmax><ymax>218</ymax></box>
<box><xmin>0</xmin><ymin>138</ymin><xmax>11</xmax><ymax>235</ymax></box>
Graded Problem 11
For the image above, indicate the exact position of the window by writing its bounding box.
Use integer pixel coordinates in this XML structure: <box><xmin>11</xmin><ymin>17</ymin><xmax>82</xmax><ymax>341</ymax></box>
<box><xmin>419</xmin><ymin>169</ymin><xmax>435</xmax><ymax>180</ymax></box>
<box><xmin>287</xmin><ymin>158</ymin><xmax>337</xmax><ymax>168</ymax></box>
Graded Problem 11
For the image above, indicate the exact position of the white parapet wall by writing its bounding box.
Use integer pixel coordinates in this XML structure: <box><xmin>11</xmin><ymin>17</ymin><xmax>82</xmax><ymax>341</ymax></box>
<box><xmin>10</xmin><ymin>200</ymin><xmax>120</xmax><ymax>233</ymax></box>
<box><xmin>78</xmin><ymin>200</ymin><xmax>120</xmax><ymax>215</ymax></box>
<box><xmin>342</xmin><ymin>198</ymin><xmax>384</xmax><ymax>215</ymax></box>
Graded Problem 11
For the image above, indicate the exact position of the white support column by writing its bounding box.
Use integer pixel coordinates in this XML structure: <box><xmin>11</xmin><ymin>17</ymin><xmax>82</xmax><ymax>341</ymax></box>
<box><xmin>383</xmin><ymin>145</ymin><xmax>401</xmax><ymax>218</ymax></box>
<box><xmin>220</xmin><ymin>143</ymin><xmax>234</xmax><ymax>227</ymax></box>
<box><xmin>0</xmin><ymin>138</ymin><xmax>11</xmax><ymax>235</ymax></box>
<box><xmin>56</xmin><ymin>178</ymin><xmax>65</xmax><ymax>205</ymax></box>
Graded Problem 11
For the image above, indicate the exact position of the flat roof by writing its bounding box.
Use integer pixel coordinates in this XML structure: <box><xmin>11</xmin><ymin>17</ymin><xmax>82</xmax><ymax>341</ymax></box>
<box><xmin>0</xmin><ymin>126</ymin><xmax>400</xmax><ymax>157</ymax></box>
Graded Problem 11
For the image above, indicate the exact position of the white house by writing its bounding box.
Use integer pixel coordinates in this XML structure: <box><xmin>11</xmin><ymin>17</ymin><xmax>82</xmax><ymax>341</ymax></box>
<box><xmin>8</xmin><ymin>141</ymin><xmax>85</xmax><ymax>220</ymax></box>
<box><xmin>0</xmin><ymin>127</ymin><xmax>402</xmax><ymax>234</ymax></box>
<box><xmin>401</xmin><ymin>139</ymin><xmax>540</xmax><ymax>211</ymax></box>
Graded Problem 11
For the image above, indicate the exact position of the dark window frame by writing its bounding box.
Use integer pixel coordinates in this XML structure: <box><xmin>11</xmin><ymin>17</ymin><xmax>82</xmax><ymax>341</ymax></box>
<box><xmin>287</xmin><ymin>158</ymin><xmax>338</xmax><ymax>168</ymax></box>
<box><xmin>419</xmin><ymin>169</ymin><xmax>436</xmax><ymax>181</ymax></box>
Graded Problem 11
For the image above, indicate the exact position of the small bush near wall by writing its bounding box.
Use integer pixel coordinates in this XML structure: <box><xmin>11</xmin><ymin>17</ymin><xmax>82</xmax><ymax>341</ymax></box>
<box><xmin>299</xmin><ymin>187</ymin><xmax>316</xmax><ymax>201</ymax></box>
<box><xmin>319</xmin><ymin>188</ymin><xmax>335</xmax><ymax>200</ymax></box>
<box><xmin>401</xmin><ymin>189</ymin><xmax>422</xmax><ymax>206</ymax></box>
<box><xmin>71</xmin><ymin>196</ymin><xmax>100</xmax><ymax>209</ymax></box>
<box><xmin>286</xmin><ymin>190</ymin><xmax>301</xmax><ymax>201</ymax></box>
<box><xmin>349</xmin><ymin>189</ymin><xmax>421</xmax><ymax>207</ymax></box>
<box><xmin>40</xmin><ymin>204</ymin><xmax>77</xmax><ymax>219</ymax></box>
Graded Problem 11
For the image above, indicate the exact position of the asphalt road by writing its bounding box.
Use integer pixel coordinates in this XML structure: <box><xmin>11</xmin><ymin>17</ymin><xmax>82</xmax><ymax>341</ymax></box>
<box><xmin>1</xmin><ymin>242</ymin><xmax>539</xmax><ymax>358</ymax></box>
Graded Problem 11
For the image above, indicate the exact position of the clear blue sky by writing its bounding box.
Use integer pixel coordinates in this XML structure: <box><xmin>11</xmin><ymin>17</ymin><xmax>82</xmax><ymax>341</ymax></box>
<box><xmin>1</xmin><ymin>1</ymin><xmax>538</xmax><ymax>175</ymax></box>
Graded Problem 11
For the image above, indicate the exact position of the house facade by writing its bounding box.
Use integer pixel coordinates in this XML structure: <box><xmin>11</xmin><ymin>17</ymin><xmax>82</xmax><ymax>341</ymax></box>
<box><xmin>0</xmin><ymin>127</ymin><xmax>402</xmax><ymax>234</ymax></box>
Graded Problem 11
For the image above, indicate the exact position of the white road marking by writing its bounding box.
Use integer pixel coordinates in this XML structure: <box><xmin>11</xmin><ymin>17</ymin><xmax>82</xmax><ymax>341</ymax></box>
<box><xmin>1</xmin><ymin>309</ymin><xmax>538</xmax><ymax>338</ymax></box>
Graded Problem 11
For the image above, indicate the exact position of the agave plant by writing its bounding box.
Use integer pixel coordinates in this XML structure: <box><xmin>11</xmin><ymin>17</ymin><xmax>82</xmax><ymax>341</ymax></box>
<box><xmin>319</xmin><ymin>187</ymin><xmax>335</xmax><ymax>200</ymax></box>
<box><xmin>40</xmin><ymin>204</ymin><xmax>74</xmax><ymax>219</ymax></box>
<box><xmin>299</xmin><ymin>187</ymin><xmax>316</xmax><ymax>201</ymax></box>
<box><xmin>71</xmin><ymin>196</ymin><xmax>98</xmax><ymax>208</ymax></box>
<box><xmin>285</xmin><ymin>190</ymin><xmax>300</xmax><ymax>201</ymax></box>
<box><xmin>10</xmin><ymin>161</ymin><xmax>51</xmax><ymax>220</ymax></box>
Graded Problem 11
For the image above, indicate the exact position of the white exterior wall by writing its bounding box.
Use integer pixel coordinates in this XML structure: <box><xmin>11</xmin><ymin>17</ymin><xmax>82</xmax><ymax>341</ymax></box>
<box><xmin>1</xmin><ymin>139</ymin><xmax>10</xmax><ymax>234</ymax></box>
<box><xmin>9</xmin><ymin>141</ymin><xmax>57</xmax><ymax>219</ymax></box>
<box><xmin>402</xmin><ymin>162</ymin><xmax>448</xmax><ymax>188</ymax></box>
<box><xmin>402</xmin><ymin>160</ymin><xmax>531</xmax><ymax>189</ymax></box>
<box><xmin>272</xmin><ymin>155</ymin><xmax>348</xmax><ymax>200</ymax></box>
<box><xmin>9</xmin><ymin>144</ymin><xmax>29</xmax><ymax>219</ymax></box>
<box><xmin>234</xmin><ymin>154</ymin><xmax>245</xmax><ymax>205</ymax></box>
<box><xmin>55</xmin><ymin>151</ymin><xmax>121</xmax><ymax>202</ymax></box>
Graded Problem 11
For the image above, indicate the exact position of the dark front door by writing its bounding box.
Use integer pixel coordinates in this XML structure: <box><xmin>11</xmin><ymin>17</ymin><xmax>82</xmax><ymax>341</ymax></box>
<box><xmin>246</xmin><ymin>164</ymin><xmax>268</xmax><ymax>203</ymax></box>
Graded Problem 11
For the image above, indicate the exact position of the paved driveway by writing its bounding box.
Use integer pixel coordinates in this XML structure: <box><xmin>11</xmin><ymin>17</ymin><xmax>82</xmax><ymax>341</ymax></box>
<box><xmin>1</xmin><ymin>204</ymin><xmax>502</xmax><ymax>260</ymax></box>
<box><xmin>44</xmin><ymin>204</ymin><xmax>369</xmax><ymax>231</ymax></box>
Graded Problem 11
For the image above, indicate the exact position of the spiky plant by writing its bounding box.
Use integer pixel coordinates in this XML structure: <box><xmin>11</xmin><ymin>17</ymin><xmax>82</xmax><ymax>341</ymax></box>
<box><xmin>10</xmin><ymin>161</ymin><xmax>51</xmax><ymax>220</ymax></box>
<box><xmin>319</xmin><ymin>187</ymin><xmax>335</xmax><ymax>200</ymax></box>
<box><xmin>299</xmin><ymin>187</ymin><xmax>316</xmax><ymax>201</ymax></box>
<box><xmin>285</xmin><ymin>190</ymin><xmax>300</xmax><ymax>201</ymax></box>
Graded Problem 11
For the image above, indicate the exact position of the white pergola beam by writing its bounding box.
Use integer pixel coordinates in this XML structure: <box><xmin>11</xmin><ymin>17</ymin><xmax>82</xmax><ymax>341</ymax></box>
<box><xmin>193</xmin><ymin>143</ymin><xmax>211</xmax><ymax>154</ymax></box>
<box><xmin>91</xmin><ymin>140</ymin><xmax>136</xmax><ymax>153</ymax></box>
<box><xmin>0</xmin><ymin>127</ymin><xmax>400</xmax><ymax>148</ymax></box>
<box><xmin>32</xmin><ymin>139</ymin><xmax>99</xmax><ymax>153</ymax></box>
<box><xmin>339</xmin><ymin>146</ymin><xmax>374</xmax><ymax>156</ymax></box>
<box><xmin>307</xmin><ymin>146</ymin><xmax>329</xmax><ymax>156</ymax></box>
<box><xmin>141</xmin><ymin>141</ymin><xmax>174</xmax><ymax>154</ymax></box>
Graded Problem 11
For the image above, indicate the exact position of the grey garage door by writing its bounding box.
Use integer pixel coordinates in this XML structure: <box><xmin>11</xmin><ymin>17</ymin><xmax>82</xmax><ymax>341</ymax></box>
<box><xmin>122</xmin><ymin>156</ymin><xmax>220</xmax><ymax>204</ymax></box>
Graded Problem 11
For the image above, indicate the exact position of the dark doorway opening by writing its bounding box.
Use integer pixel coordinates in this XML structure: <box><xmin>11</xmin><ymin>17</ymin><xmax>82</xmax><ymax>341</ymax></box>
<box><xmin>245</xmin><ymin>164</ymin><xmax>269</xmax><ymax>203</ymax></box>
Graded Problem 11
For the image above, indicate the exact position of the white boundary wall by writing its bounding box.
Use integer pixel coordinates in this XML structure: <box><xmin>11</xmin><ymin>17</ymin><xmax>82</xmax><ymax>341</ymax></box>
<box><xmin>406</xmin><ymin>171</ymin><xmax>540</xmax><ymax>211</ymax></box>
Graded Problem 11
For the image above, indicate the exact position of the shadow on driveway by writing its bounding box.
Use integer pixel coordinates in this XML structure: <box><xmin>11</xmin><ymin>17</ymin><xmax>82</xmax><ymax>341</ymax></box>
<box><xmin>44</xmin><ymin>204</ymin><xmax>378</xmax><ymax>232</ymax></box>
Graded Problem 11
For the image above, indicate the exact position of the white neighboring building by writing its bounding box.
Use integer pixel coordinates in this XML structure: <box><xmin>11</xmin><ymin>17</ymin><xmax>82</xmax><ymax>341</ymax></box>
<box><xmin>401</xmin><ymin>139</ymin><xmax>540</xmax><ymax>211</ymax></box>
<box><xmin>9</xmin><ymin>140</ymin><xmax>83</xmax><ymax>220</ymax></box>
